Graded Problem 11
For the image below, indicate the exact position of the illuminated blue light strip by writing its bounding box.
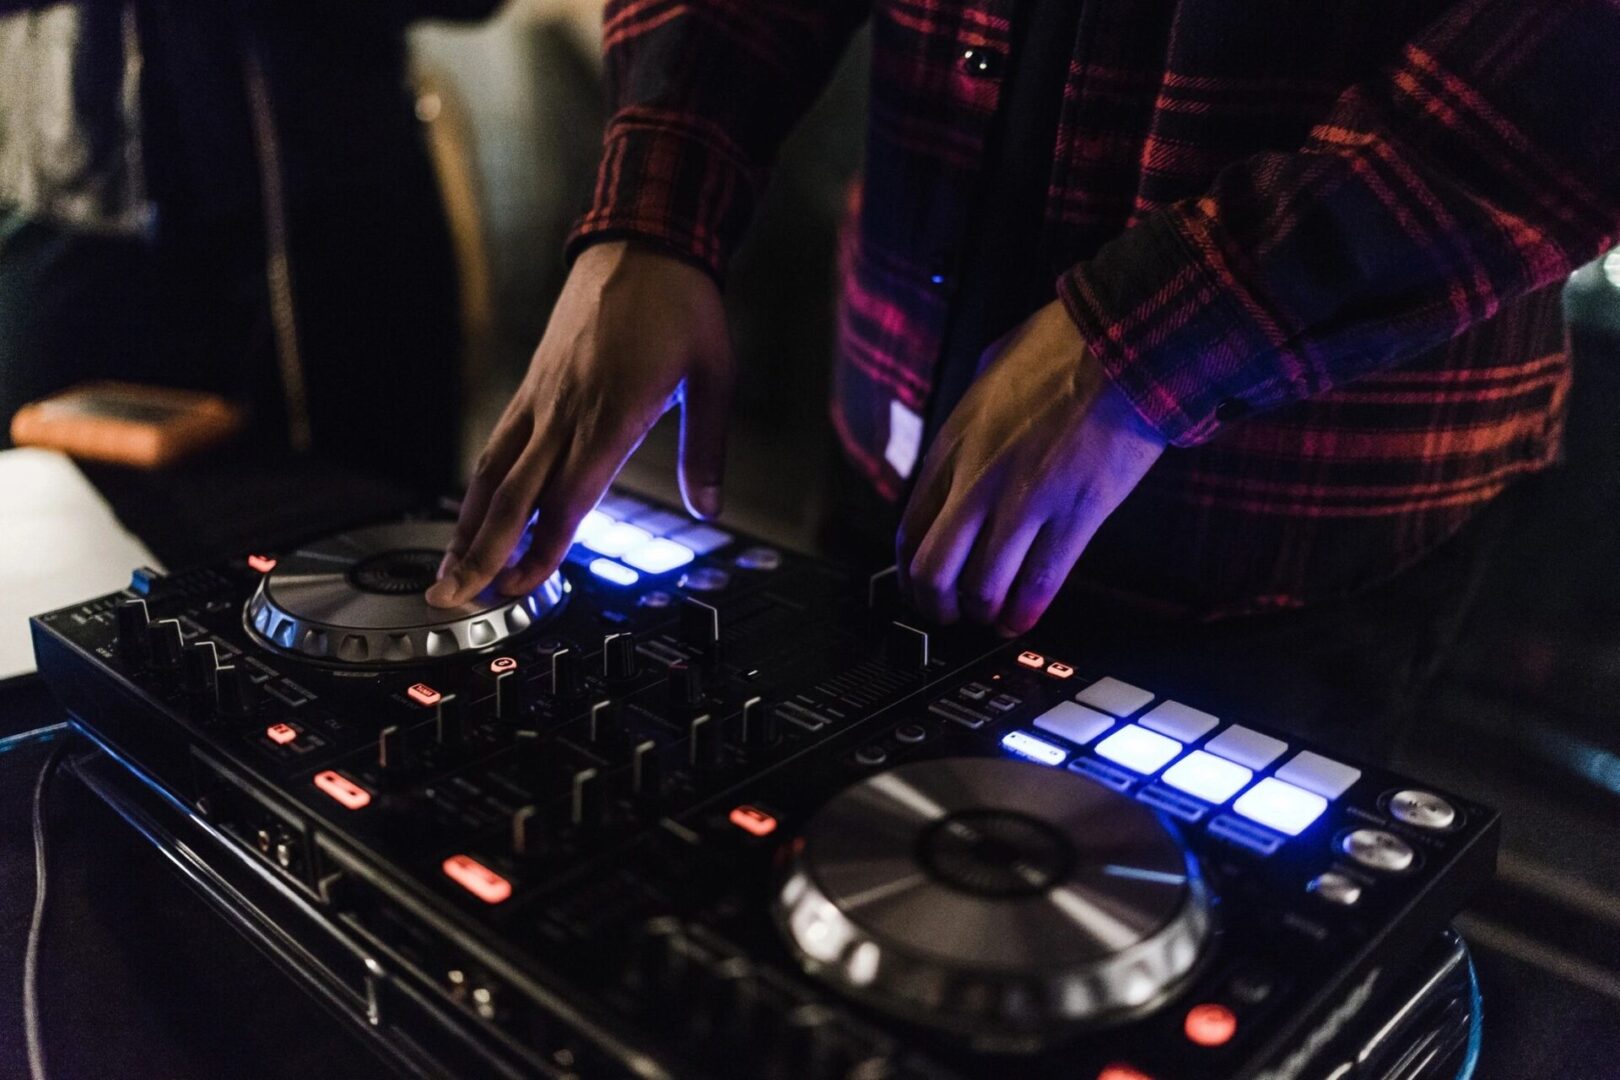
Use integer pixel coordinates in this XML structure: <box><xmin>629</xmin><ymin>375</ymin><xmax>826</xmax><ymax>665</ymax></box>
<box><xmin>1001</xmin><ymin>731</ymin><xmax>1068</xmax><ymax>767</ymax></box>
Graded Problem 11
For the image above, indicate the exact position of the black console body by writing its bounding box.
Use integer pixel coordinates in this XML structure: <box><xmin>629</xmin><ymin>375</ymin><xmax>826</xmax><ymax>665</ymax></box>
<box><xmin>31</xmin><ymin>489</ymin><xmax>1497</xmax><ymax>1080</ymax></box>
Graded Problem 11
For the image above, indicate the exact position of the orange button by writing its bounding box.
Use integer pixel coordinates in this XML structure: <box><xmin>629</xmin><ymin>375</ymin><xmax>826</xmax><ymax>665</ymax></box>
<box><xmin>1097</xmin><ymin>1066</ymin><xmax>1154</xmax><ymax>1080</ymax></box>
<box><xmin>266</xmin><ymin>722</ymin><xmax>298</xmax><ymax>746</ymax></box>
<box><xmin>247</xmin><ymin>554</ymin><xmax>277</xmax><ymax>573</ymax></box>
<box><xmin>489</xmin><ymin>656</ymin><xmax>518</xmax><ymax>674</ymax></box>
<box><xmin>443</xmin><ymin>854</ymin><xmax>512</xmax><ymax>904</ymax></box>
<box><xmin>1046</xmin><ymin>661</ymin><xmax>1075</xmax><ymax>679</ymax></box>
<box><xmin>1017</xmin><ymin>650</ymin><xmax>1045</xmax><ymax>669</ymax></box>
<box><xmin>407</xmin><ymin>683</ymin><xmax>442</xmax><ymax>707</ymax></box>
<box><xmin>313</xmin><ymin>770</ymin><xmax>372</xmax><ymax>810</ymax></box>
<box><xmin>729</xmin><ymin>805</ymin><xmax>778</xmax><ymax>837</ymax></box>
<box><xmin>1184</xmin><ymin>1002</ymin><xmax>1238</xmax><ymax>1047</ymax></box>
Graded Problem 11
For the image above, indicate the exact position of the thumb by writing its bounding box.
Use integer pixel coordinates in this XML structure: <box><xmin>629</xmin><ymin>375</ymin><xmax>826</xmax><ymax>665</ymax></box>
<box><xmin>678</xmin><ymin>356</ymin><xmax>733</xmax><ymax>519</ymax></box>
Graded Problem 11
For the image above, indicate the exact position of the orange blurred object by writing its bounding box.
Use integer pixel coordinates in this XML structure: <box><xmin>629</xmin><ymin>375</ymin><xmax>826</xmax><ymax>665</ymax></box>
<box><xmin>10</xmin><ymin>381</ymin><xmax>242</xmax><ymax>468</ymax></box>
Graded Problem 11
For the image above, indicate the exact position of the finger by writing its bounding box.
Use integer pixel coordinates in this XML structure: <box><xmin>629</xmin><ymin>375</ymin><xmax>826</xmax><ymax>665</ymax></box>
<box><xmin>495</xmin><ymin>437</ymin><xmax>629</xmax><ymax>596</ymax></box>
<box><xmin>956</xmin><ymin>511</ymin><xmax>1043</xmax><ymax>628</ymax></box>
<box><xmin>678</xmin><ymin>360</ymin><xmax>733</xmax><ymax>520</ymax></box>
<box><xmin>895</xmin><ymin>443</ymin><xmax>954</xmax><ymax>597</ymax></box>
<box><xmin>438</xmin><ymin>416</ymin><xmax>530</xmax><ymax>582</ymax></box>
<box><xmin>426</xmin><ymin>433</ymin><xmax>559</xmax><ymax>607</ymax></box>
<box><xmin>905</xmin><ymin>490</ymin><xmax>986</xmax><ymax>625</ymax></box>
<box><xmin>998</xmin><ymin>515</ymin><xmax>1099</xmax><ymax>636</ymax></box>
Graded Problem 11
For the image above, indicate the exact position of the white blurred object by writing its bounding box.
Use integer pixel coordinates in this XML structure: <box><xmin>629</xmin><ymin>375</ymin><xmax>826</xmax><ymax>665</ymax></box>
<box><xmin>0</xmin><ymin>448</ymin><xmax>160</xmax><ymax>680</ymax></box>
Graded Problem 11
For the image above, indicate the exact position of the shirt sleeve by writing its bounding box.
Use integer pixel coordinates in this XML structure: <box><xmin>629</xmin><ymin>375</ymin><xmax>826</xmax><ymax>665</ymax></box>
<box><xmin>567</xmin><ymin>0</ymin><xmax>871</xmax><ymax>281</ymax></box>
<box><xmin>1056</xmin><ymin>0</ymin><xmax>1620</xmax><ymax>447</ymax></box>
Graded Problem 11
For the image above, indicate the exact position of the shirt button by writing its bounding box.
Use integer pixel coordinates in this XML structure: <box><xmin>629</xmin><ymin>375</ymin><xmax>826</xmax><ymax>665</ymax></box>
<box><xmin>960</xmin><ymin>47</ymin><xmax>1005</xmax><ymax>78</ymax></box>
<box><xmin>1215</xmin><ymin>398</ymin><xmax>1251</xmax><ymax>422</ymax></box>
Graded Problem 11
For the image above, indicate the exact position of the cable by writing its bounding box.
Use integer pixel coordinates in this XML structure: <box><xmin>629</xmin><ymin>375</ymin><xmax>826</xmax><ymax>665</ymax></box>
<box><xmin>23</xmin><ymin>740</ymin><xmax>68</xmax><ymax>1080</ymax></box>
<box><xmin>0</xmin><ymin>723</ymin><xmax>69</xmax><ymax>758</ymax></box>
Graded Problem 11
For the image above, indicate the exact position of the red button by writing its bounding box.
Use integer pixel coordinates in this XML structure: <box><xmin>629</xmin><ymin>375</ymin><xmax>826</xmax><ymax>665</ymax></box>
<box><xmin>489</xmin><ymin>656</ymin><xmax>518</xmax><ymax>674</ymax></box>
<box><xmin>1046</xmin><ymin>661</ymin><xmax>1075</xmax><ymax>679</ymax></box>
<box><xmin>729</xmin><ymin>805</ymin><xmax>778</xmax><ymax>837</ymax></box>
<box><xmin>443</xmin><ymin>854</ymin><xmax>512</xmax><ymax>904</ymax></box>
<box><xmin>247</xmin><ymin>554</ymin><xmax>277</xmax><ymax>573</ymax></box>
<box><xmin>407</xmin><ymin>683</ymin><xmax>442</xmax><ymax>707</ymax></box>
<box><xmin>1017</xmin><ymin>651</ymin><xmax>1045</xmax><ymax>669</ymax></box>
<box><xmin>1184</xmin><ymin>1002</ymin><xmax>1238</xmax><ymax>1047</ymax></box>
<box><xmin>313</xmin><ymin>770</ymin><xmax>372</xmax><ymax>810</ymax></box>
<box><xmin>265</xmin><ymin>722</ymin><xmax>298</xmax><ymax>746</ymax></box>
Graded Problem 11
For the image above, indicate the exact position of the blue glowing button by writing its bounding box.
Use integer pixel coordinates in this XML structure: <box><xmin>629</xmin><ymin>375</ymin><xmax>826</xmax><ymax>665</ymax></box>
<box><xmin>1033</xmin><ymin>700</ymin><xmax>1115</xmax><ymax>746</ymax></box>
<box><xmin>627</xmin><ymin>507</ymin><xmax>688</xmax><ymax>536</ymax></box>
<box><xmin>1204</xmin><ymin>725</ymin><xmax>1288</xmax><ymax>770</ymax></box>
<box><xmin>1139</xmin><ymin>700</ymin><xmax>1220</xmax><ymax>743</ymax></box>
<box><xmin>622</xmin><ymin>538</ymin><xmax>696</xmax><ymax>575</ymax></box>
<box><xmin>573</xmin><ymin>509</ymin><xmax>614</xmax><ymax>548</ymax></box>
<box><xmin>1160</xmin><ymin>750</ymin><xmax>1253</xmax><ymax>805</ymax></box>
<box><xmin>588</xmin><ymin>558</ymin><xmax>640</xmax><ymax>587</ymax></box>
<box><xmin>1075</xmin><ymin>676</ymin><xmax>1155</xmax><ymax>717</ymax></box>
<box><xmin>1093</xmin><ymin>725</ymin><xmax>1182</xmax><ymax>775</ymax></box>
<box><xmin>584</xmin><ymin>521</ymin><xmax>652</xmax><ymax>558</ymax></box>
<box><xmin>1273</xmin><ymin>750</ymin><xmax>1362</xmax><ymax>800</ymax></box>
<box><xmin>1001</xmin><ymin>731</ymin><xmax>1068</xmax><ymax>767</ymax></box>
<box><xmin>669</xmin><ymin>523</ymin><xmax>734</xmax><ymax>555</ymax></box>
<box><xmin>596</xmin><ymin>492</ymin><xmax>648</xmax><ymax>520</ymax></box>
<box><xmin>1232</xmin><ymin>777</ymin><xmax>1328</xmax><ymax>836</ymax></box>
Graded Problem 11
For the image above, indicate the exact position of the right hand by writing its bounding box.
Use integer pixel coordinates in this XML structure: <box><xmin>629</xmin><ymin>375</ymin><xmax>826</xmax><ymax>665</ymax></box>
<box><xmin>425</xmin><ymin>241</ymin><xmax>734</xmax><ymax>609</ymax></box>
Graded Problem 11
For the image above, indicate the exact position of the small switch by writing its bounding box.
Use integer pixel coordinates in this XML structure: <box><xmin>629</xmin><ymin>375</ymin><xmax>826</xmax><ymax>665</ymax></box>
<box><xmin>313</xmin><ymin>770</ymin><xmax>372</xmax><ymax>810</ymax></box>
<box><xmin>266</xmin><ymin>722</ymin><xmax>298</xmax><ymax>746</ymax></box>
<box><xmin>247</xmin><ymin>554</ymin><xmax>278</xmax><ymax>573</ymax></box>
<box><xmin>1016</xmin><ymin>650</ymin><xmax>1045</xmax><ymax>669</ymax></box>
<box><xmin>407</xmin><ymin>682</ymin><xmax>442</xmax><ymax>707</ymax></box>
<box><xmin>442</xmin><ymin>854</ymin><xmax>512</xmax><ymax>904</ymax></box>
<box><xmin>1183</xmin><ymin>1003</ymin><xmax>1237</xmax><ymax>1047</ymax></box>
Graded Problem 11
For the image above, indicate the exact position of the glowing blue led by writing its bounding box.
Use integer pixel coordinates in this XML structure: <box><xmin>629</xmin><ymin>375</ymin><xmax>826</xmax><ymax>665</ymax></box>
<box><xmin>587</xmin><ymin>558</ymin><xmax>640</xmax><ymax>587</ymax></box>
<box><xmin>573</xmin><ymin>509</ymin><xmax>614</xmax><ymax>548</ymax></box>
<box><xmin>1093</xmin><ymin>725</ymin><xmax>1182</xmax><ymax>775</ymax></box>
<box><xmin>1232</xmin><ymin>777</ymin><xmax>1327</xmax><ymax>836</ymax></box>
<box><xmin>1001</xmin><ymin>731</ymin><xmax>1068</xmax><ymax>767</ymax></box>
<box><xmin>583</xmin><ymin>522</ymin><xmax>652</xmax><ymax>558</ymax></box>
<box><xmin>1161</xmin><ymin>750</ymin><xmax>1253</xmax><ymax>805</ymax></box>
<box><xmin>621</xmin><ymin>537</ymin><xmax>695</xmax><ymax>574</ymax></box>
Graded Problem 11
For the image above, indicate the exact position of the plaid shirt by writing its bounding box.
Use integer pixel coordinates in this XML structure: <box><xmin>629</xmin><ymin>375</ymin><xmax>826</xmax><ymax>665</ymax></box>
<box><xmin>570</xmin><ymin>0</ymin><xmax>1620</xmax><ymax>616</ymax></box>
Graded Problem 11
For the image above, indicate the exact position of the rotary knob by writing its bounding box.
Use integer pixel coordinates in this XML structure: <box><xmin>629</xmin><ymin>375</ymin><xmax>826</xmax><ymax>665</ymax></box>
<box><xmin>775</xmin><ymin>758</ymin><xmax>1210</xmax><ymax>1044</ymax></box>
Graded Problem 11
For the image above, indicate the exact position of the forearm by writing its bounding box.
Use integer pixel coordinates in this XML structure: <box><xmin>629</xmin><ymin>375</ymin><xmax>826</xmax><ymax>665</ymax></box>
<box><xmin>569</xmin><ymin>0</ymin><xmax>871</xmax><ymax>280</ymax></box>
<box><xmin>1058</xmin><ymin>0</ymin><xmax>1620</xmax><ymax>446</ymax></box>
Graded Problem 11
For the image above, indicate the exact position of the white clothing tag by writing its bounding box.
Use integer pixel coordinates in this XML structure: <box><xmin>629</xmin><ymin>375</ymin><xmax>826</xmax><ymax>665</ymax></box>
<box><xmin>884</xmin><ymin>398</ymin><xmax>924</xmax><ymax>479</ymax></box>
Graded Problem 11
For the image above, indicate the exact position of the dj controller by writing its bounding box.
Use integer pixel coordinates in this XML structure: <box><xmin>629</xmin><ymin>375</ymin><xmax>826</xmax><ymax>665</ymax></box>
<box><xmin>30</xmin><ymin>488</ymin><xmax>1497</xmax><ymax>1080</ymax></box>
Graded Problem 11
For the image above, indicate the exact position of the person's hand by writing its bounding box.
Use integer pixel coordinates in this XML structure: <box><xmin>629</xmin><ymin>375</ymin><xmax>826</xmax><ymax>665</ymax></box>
<box><xmin>426</xmin><ymin>241</ymin><xmax>734</xmax><ymax>608</ymax></box>
<box><xmin>896</xmin><ymin>299</ymin><xmax>1166</xmax><ymax>635</ymax></box>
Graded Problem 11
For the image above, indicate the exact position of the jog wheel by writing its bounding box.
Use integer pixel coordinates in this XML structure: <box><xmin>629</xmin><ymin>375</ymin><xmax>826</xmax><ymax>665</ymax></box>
<box><xmin>775</xmin><ymin>757</ymin><xmax>1210</xmax><ymax>1049</ymax></box>
<box><xmin>245</xmin><ymin>521</ymin><xmax>567</xmax><ymax>665</ymax></box>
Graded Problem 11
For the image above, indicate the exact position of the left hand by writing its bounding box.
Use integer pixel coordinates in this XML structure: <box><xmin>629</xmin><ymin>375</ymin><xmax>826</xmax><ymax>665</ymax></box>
<box><xmin>897</xmin><ymin>299</ymin><xmax>1167</xmax><ymax>635</ymax></box>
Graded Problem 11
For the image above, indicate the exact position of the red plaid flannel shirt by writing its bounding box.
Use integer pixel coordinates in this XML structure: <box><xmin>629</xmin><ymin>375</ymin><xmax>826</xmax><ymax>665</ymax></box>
<box><xmin>569</xmin><ymin>0</ymin><xmax>1620</xmax><ymax>616</ymax></box>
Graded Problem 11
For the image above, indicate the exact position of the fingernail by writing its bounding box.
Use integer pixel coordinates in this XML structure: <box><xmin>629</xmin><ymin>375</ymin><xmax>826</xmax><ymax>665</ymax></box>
<box><xmin>436</xmin><ymin>553</ymin><xmax>456</xmax><ymax>581</ymax></box>
<box><xmin>995</xmin><ymin>623</ymin><xmax>1021</xmax><ymax>639</ymax></box>
<box><xmin>425</xmin><ymin>570</ymin><xmax>463</xmax><ymax>608</ymax></box>
<box><xmin>693</xmin><ymin>485</ymin><xmax>721</xmax><ymax>519</ymax></box>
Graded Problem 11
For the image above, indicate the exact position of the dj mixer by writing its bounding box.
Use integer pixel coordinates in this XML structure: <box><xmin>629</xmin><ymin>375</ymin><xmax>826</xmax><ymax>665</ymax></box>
<box><xmin>30</xmin><ymin>488</ymin><xmax>1497</xmax><ymax>1080</ymax></box>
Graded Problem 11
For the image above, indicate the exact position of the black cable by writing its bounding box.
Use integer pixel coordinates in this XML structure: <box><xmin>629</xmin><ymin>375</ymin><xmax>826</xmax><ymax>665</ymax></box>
<box><xmin>24</xmin><ymin>741</ymin><xmax>68</xmax><ymax>1080</ymax></box>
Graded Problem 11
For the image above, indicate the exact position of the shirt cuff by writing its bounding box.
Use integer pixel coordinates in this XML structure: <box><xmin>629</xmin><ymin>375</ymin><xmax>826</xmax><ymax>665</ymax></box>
<box><xmin>565</xmin><ymin>113</ymin><xmax>763</xmax><ymax>284</ymax></box>
<box><xmin>1055</xmin><ymin>209</ymin><xmax>1307</xmax><ymax>447</ymax></box>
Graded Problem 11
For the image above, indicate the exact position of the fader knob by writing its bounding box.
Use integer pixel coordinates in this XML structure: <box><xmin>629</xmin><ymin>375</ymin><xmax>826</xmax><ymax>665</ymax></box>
<box><xmin>603</xmin><ymin>632</ymin><xmax>639</xmax><ymax>681</ymax></box>
<box><xmin>570</xmin><ymin>768</ymin><xmax>603</xmax><ymax>830</ymax></box>
<box><xmin>149</xmin><ymin>618</ymin><xmax>185</xmax><ymax>668</ymax></box>
<box><xmin>183</xmin><ymin>641</ymin><xmax>220</xmax><ymax>702</ymax></box>
<box><xmin>666</xmin><ymin>661</ymin><xmax>704</xmax><ymax>712</ymax></box>
<box><xmin>631</xmin><ymin>739</ymin><xmax>662</xmax><ymax>799</ymax></box>
<box><xmin>739</xmin><ymin>696</ymin><xmax>779</xmax><ymax>750</ymax></box>
<box><xmin>551</xmin><ymin>647</ymin><xmax>584</xmax><ymax>699</ymax></box>
<box><xmin>688</xmin><ymin>714</ymin><xmax>720</xmax><ymax>769</ymax></box>
<box><xmin>116</xmin><ymin>599</ymin><xmax>151</xmax><ymax>666</ymax></box>
<box><xmin>215</xmin><ymin>664</ymin><xmax>256</xmax><ymax>715</ymax></box>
